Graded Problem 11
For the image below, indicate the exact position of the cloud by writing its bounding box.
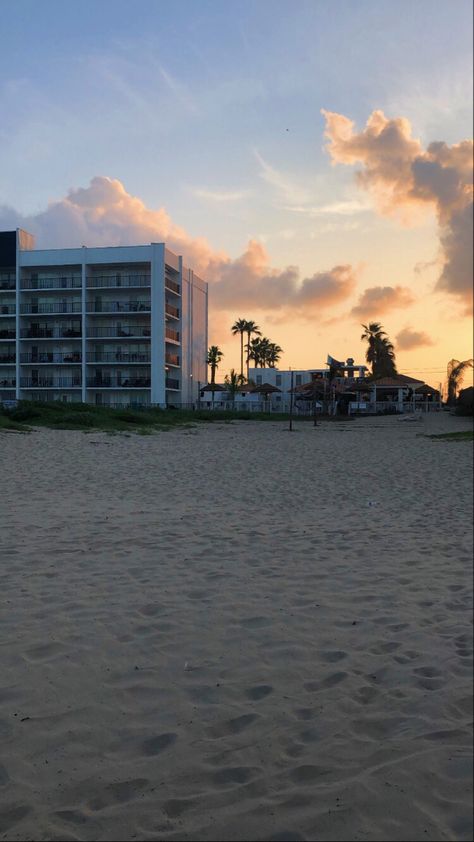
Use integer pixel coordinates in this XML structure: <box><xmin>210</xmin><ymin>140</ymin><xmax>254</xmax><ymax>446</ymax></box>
<box><xmin>286</xmin><ymin>199</ymin><xmax>372</xmax><ymax>217</ymax></box>
<box><xmin>0</xmin><ymin>175</ymin><xmax>356</xmax><ymax>317</ymax></box>
<box><xmin>322</xmin><ymin>109</ymin><xmax>473</xmax><ymax>311</ymax></box>
<box><xmin>210</xmin><ymin>239</ymin><xmax>357</xmax><ymax>314</ymax></box>
<box><xmin>350</xmin><ymin>285</ymin><xmax>415</xmax><ymax>318</ymax></box>
<box><xmin>192</xmin><ymin>187</ymin><xmax>251</xmax><ymax>202</ymax></box>
<box><xmin>396</xmin><ymin>327</ymin><xmax>435</xmax><ymax>350</ymax></box>
<box><xmin>254</xmin><ymin>149</ymin><xmax>311</xmax><ymax>204</ymax></box>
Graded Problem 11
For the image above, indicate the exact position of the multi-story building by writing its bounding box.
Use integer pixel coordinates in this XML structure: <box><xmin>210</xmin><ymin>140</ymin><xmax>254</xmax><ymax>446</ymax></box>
<box><xmin>0</xmin><ymin>229</ymin><xmax>208</xmax><ymax>407</ymax></box>
<box><xmin>248</xmin><ymin>356</ymin><xmax>368</xmax><ymax>398</ymax></box>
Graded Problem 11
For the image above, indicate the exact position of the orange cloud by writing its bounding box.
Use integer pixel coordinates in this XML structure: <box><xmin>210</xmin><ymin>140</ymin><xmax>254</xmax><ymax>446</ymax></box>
<box><xmin>211</xmin><ymin>239</ymin><xmax>356</xmax><ymax>313</ymax></box>
<box><xmin>322</xmin><ymin>109</ymin><xmax>473</xmax><ymax>312</ymax></box>
<box><xmin>1</xmin><ymin>176</ymin><xmax>357</xmax><ymax>317</ymax></box>
<box><xmin>396</xmin><ymin>327</ymin><xmax>435</xmax><ymax>350</ymax></box>
<box><xmin>350</xmin><ymin>285</ymin><xmax>415</xmax><ymax>317</ymax></box>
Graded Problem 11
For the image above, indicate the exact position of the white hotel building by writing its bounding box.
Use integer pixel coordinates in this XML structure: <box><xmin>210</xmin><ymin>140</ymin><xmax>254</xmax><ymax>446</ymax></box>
<box><xmin>0</xmin><ymin>229</ymin><xmax>208</xmax><ymax>407</ymax></box>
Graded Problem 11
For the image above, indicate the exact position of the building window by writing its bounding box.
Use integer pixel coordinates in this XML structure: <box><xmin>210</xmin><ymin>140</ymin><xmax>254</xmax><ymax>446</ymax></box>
<box><xmin>276</xmin><ymin>374</ymin><xmax>282</xmax><ymax>386</ymax></box>
<box><xmin>256</xmin><ymin>375</ymin><xmax>262</xmax><ymax>385</ymax></box>
<box><xmin>296</xmin><ymin>374</ymin><xmax>302</xmax><ymax>386</ymax></box>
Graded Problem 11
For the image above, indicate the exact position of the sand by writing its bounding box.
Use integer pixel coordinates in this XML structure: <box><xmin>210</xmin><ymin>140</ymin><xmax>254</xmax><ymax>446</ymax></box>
<box><xmin>0</xmin><ymin>412</ymin><xmax>472</xmax><ymax>842</ymax></box>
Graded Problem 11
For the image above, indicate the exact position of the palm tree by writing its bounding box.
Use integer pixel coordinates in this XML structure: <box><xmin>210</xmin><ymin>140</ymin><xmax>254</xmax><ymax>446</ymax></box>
<box><xmin>257</xmin><ymin>337</ymin><xmax>271</xmax><ymax>368</ymax></box>
<box><xmin>361</xmin><ymin>322</ymin><xmax>385</xmax><ymax>373</ymax></box>
<box><xmin>361</xmin><ymin>322</ymin><xmax>397</xmax><ymax>378</ymax></box>
<box><xmin>224</xmin><ymin>368</ymin><xmax>245</xmax><ymax>407</ymax></box>
<box><xmin>231</xmin><ymin>318</ymin><xmax>248</xmax><ymax>379</ymax></box>
<box><xmin>244</xmin><ymin>320</ymin><xmax>261</xmax><ymax>379</ymax></box>
<box><xmin>248</xmin><ymin>336</ymin><xmax>270</xmax><ymax>368</ymax></box>
<box><xmin>446</xmin><ymin>358</ymin><xmax>474</xmax><ymax>405</ymax></box>
<box><xmin>266</xmin><ymin>342</ymin><xmax>283</xmax><ymax>368</ymax></box>
<box><xmin>207</xmin><ymin>345</ymin><xmax>223</xmax><ymax>386</ymax></box>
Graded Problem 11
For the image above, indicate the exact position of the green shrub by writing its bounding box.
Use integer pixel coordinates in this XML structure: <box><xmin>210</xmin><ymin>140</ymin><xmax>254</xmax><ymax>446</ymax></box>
<box><xmin>52</xmin><ymin>412</ymin><xmax>96</xmax><ymax>427</ymax></box>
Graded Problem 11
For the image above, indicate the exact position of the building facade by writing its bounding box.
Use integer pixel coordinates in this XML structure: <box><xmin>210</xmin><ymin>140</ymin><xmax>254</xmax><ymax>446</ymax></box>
<box><xmin>0</xmin><ymin>229</ymin><xmax>208</xmax><ymax>407</ymax></box>
<box><xmin>248</xmin><ymin>356</ymin><xmax>368</xmax><ymax>399</ymax></box>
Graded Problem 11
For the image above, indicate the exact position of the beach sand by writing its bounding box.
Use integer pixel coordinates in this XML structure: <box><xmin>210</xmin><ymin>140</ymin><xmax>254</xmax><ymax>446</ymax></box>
<box><xmin>0</xmin><ymin>412</ymin><xmax>472</xmax><ymax>842</ymax></box>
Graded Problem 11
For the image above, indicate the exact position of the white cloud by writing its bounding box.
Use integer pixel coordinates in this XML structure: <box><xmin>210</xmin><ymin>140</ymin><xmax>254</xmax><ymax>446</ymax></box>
<box><xmin>0</xmin><ymin>175</ymin><xmax>358</xmax><ymax>317</ymax></box>
<box><xmin>192</xmin><ymin>187</ymin><xmax>251</xmax><ymax>202</ymax></box>
<box><xmin>254</xmin><ymin>149</ymin><xmax>311</xmax><ymax>204</ymax></box>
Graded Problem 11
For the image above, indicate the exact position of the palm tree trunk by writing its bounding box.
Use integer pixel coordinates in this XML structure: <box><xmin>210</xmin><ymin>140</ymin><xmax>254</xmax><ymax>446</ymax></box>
<box><xmin>240</xmin><ymin>332</ymin><xmax>244</xmax><ymax>379</ymax></box>
<box><xmin>246</xmin><ymin>332</ymin><xmax>250</xmax><ymax>380</ymax></box>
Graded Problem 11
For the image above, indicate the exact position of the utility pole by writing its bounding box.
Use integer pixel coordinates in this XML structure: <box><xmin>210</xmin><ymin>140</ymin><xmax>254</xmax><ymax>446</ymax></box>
<box><xmin>313</xmin><ymin>388</ymin><xmax>318</xmax><ymax>427</ymax></box>
<box><xmin>289</xmin><ymin>369</ymin><xmax>294</xmax><ymax>431</ymax></box>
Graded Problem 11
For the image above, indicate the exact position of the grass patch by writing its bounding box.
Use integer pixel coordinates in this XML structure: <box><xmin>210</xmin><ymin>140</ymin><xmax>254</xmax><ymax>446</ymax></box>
<box><xmin>1</xmin><ymin>400</ymin><xmax>351</xmax><ymax>434</ymax></box>
<box><xmin>425</xmin><ymin>430</ymin><xmax>474</xmax><ymax>441</ymax></box>
<box><xmin>0</xmin><ymin>413</ymin><xmax>31</xmax><ymax>432</ymax></box>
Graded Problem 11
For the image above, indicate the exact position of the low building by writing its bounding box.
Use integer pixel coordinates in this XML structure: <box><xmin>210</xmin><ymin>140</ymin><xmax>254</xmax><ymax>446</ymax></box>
<box><xmin>0</xmin><ymin>229</ymin><xmax>208</xmax><ymax>407</ymax></box>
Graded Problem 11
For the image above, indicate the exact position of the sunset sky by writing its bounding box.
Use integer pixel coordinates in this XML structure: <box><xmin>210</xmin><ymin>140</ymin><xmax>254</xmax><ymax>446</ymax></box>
<box><xmin>1</xmin><ymin>0</ymin><xmax>472</xmax><ymax>387</ymax></box>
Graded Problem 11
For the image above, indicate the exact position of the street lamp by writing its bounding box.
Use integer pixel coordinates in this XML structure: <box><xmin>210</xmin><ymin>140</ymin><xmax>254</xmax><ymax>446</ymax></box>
<box><xmin>289</xmin><ymin>369</ymin><xmax>294</xmax><ymax>431</ymax></box>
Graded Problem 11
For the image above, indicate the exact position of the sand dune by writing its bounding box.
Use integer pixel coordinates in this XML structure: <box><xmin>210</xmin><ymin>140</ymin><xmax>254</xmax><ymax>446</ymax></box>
<box><xmin>0</xmin><ymin>412</ymin><xmax>472</xmax><ymax>841</ymax></box>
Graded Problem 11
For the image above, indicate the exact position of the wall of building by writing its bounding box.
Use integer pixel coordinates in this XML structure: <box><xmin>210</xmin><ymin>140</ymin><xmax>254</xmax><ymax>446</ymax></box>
<box><xmin>0</xmin><ymin>232</ymin><xmax>208</xmax><ymax>408</ymax></box>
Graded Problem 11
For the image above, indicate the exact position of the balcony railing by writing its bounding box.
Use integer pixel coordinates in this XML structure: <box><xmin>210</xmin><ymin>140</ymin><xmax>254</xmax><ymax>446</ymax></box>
<box><xmin>165</xmin><ymin>353</ymin><xmax>180</xmax><ymax>366</ymax></box>
<box><xmin>0</xmin><ymin>281</ymin><xmax>16</xmax><ymax>290</ymax></box>
<box><xmin>165</xmin><ymin>328</ymin><xmax>179</xmax><ymax>342</ymax></box>
<box><xmin>86</xmin><ymin>352</ymin><xmax>151</xmax><ymax>363</ymax></box>
<box><xmin>165</xmin><ymin>277</ymin><xmax>180</xmax><ymax>295</ymax></box>
<box><xmin>165</xmin><ymin>303</ymin><xmax>179</xmax><ymax>318</ymax></box>
<box><xmin>86</xmin><ymin>300</ymin><xmax>151</xmax><ymax>313</ymax></box>
<box><xmin>20</xmin><ymin>352</ymin><xmax>82</xmax><ymax>364</ymax></box>
<box><xmin>86</xmin><ymin>274</ymin><xmax>151</xmax><ymax>289</ymax></box>
<box><xmin>166</xmin><ymin>377</ymin><xmax>180</xmax><ymax>390</ymax></box>
<box><xmin>21</xmin><ymin>327</ymin><xmax>82</xmax><ymax>339</ymax></box>
<box><xmin>87</xmin><ymin>376</ymin><xmax>151</xmax><ymax>388</ymax></box>
<box><xmin>21</xmin><ymin>377</ymin><xmax>82</xmax><ymax>388</ymax></box>
<box><xmin>0</xmin><ymin>354</ymin><xmax>15</xmax><ymax>363</ymax></box>
<box><xmin>0</xmin><ymin>378</ymin><xmax>16</xmax><ymax>387</ymax></box>
<box><xmin>21</xmin><ymin>302</ymin><xmax>82</xmax><ymax>314</ymax></box>
<box><xmin>21</xmin><ymin>277</ymin><xmax>81</xmax><ymax>290</ymax></box>
<box><xmin>0</xmin><ymin>330</ymin><xmax>16</xmax><ymax>339</ymax></box>
<box><xmin>0</xmin><ymin>304</ymin><xmax>15</xmax><ymax>315</ymax></box>
<box><xmin>87</xmin><ymin>325</ymin><xmax>151</xmax><ymax>338</ymax></box>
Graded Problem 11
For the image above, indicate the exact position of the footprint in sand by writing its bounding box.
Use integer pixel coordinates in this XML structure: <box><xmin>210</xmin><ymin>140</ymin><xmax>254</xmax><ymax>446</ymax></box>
<box><xmin>141</xmin><ymin>732</ymin><xmax>177</xmax><ymax>756</ymax></box>
<box><xmin>245</xmin><ymin>685</ymin><xmax>273</xmax><ymax>701</ymax></box>
<box><xmin>87</xmin><ymin>777</ymin><xmax>150</xmax><ymax>811</ymax></box>
<box><xmin>207</xmin><ymin>713</ymin><xmax>259</xmax><ymax>738</ymax></box>
<box><xmin>23</xmin><ymin>642</ymin><xmax>64</xmax><ymax>662</ymax></box>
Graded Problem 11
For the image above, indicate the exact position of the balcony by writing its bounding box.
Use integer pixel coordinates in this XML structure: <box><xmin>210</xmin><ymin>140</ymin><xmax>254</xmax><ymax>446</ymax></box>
<box><xmin>21</xmin><ymin>377</ymin><xmax>82</xmax><ymax>388</ymax></box>
<box><xmin>165</xmin><ymin>328</ymin><xmax>180</xmax><ymax>343</ymax></box>
<box><xmin>0</xmin><ymin>354</ymin><xmax>15</xmax><ymax>363</ymax></box>
<box><xmin>87</xmin><ymin>376</ymin><xmax>151</xmax><ymax>388</ymax></box>
<box><xmin>0</xmin><ymin>378</ymin><xmax>16</xmax><ymax>387</ymax></box>
<box><xmin>165</xmin><ymin>353</ymin><xmax>180</xmax><ymax>367</ymax></box>
<box><xmin>87</xmin><ymin>325</ymin><xmax>151</xmax><ymax>339</ymax></box>
<box><xmin>86</xmin><ymin>351</ymin><xmax>151</xmax><ymax>363</ymax></box>
<box><xmin>20</xmin><ymin>352</ymin><xmax>82</xmax><ymax>364</ymax></box>
<box><xmin>0</xmin><ymin>329</ymin><xmax>16</xmax><ymax>340</ymax></box>
<box><xmin>21</xmin><ymin>327</ymin><xmax>82</xmax><ymax>339</ymax></box>
<box><xmin>165</xmin><ymin>303</ymin><xmax>179</xmax><ymax>319</ymax></box>
<box><xmin>86</xmin><ymin>300</ymin><xmax>151</xmax><ymax>314</ymax></box>
<box><xmin>0</xmin><ymin>304</ymin><xmax>15</xmax><ymax>315</ymax></box>
<box><xmin>165</xmin><ymin>277</ymin><xmax>180</xmax><ymax>295</ymax></box>
<box><xmin>0</xmin><ymin>280</ymin><xmax>15</xmax><ymax>290</ymax></box>
<box><xmin>165</xmin><ymin>377</ymin><xmax>180</xmax><ymax>390</ymax></box>
<box><xmin>20</xmin><ymin>301</ymin><xmax>82</xmax><ymax>315</ymax></box>
<box><xmin>87</xmin><ymin>274</ymin><xmax>151</xmax><ymax>289</ymax></box>
<box><xmin>21</xmin><ymin>277</ymin><xmax>81</xmax><ymax>290</ymax></box>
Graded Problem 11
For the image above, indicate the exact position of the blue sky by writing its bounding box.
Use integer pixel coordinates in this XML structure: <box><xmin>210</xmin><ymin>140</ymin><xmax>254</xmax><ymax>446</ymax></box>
<box><xmin>1</xmin><ymin>0</ymin><xmax>472</xmax><ymax>378</ymax></box>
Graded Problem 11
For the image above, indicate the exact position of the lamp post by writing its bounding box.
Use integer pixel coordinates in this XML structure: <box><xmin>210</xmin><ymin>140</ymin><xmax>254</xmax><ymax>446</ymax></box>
<box><xmin>289</xmin><ymin>369</ymin><xmax>294</xmax><ymax>431</ymax></box>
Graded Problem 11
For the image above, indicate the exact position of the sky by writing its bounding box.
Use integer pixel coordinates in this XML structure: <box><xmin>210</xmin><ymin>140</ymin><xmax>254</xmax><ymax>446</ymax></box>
<box><xmin>0</xmin><ymin>0</ymin><xmax>472</xmax><ymax>388</ymax></box>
